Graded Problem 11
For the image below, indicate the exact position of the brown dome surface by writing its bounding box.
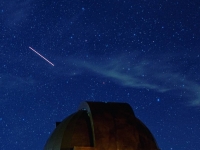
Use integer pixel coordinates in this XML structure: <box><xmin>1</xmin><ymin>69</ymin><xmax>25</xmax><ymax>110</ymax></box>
<box><xmin>44</xmin><ymin>101</ymin><xmax>160</xmax><ymax>150</ymax></box>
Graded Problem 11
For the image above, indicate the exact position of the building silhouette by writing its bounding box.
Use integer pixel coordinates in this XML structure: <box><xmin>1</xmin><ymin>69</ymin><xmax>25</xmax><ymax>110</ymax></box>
<box><xmin>44</xmin><ymin>101</ymin><xmax>160</xmax><ymax>150</ymax></box>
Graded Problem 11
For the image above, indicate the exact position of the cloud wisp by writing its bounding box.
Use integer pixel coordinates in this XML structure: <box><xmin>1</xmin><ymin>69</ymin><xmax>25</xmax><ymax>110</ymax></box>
<box><xmin>0</xmin><ymin>74</ymin><xmax>35</xmax><ymax>90</ymax></box>
<box><xmin>70</xmin><ymin>53</ymin><xmax>200</xmax><ymax>106</ymax></box>
<box><xmin>2</xmin><ymin>0</ymin><xmax>33</xmax><ymax>27</ymax></box>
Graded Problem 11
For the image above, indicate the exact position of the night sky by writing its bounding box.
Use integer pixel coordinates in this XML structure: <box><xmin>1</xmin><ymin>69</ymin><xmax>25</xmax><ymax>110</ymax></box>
<box><xmin>1</xmin><ymin>0</ymin><xmax>200</xmax><ymax>149</ymax></box>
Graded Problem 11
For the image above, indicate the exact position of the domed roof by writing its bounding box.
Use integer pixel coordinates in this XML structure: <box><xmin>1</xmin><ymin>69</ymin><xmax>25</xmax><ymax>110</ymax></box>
<box><xmin>44</xmin><ymin>101</ymin><xmax>159</xmax><ymax>150</ymax></box>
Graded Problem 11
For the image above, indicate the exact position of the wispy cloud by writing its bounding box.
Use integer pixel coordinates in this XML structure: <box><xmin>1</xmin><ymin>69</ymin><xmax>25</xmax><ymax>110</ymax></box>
<box><xmin>2</xmin><ymin>0</ymin><xmax>33</xmax><ymax>27</ymax></box>
<box><xmin>184</xmin><ymin>83</ymin><xmax>200</xmax><ymax>106</ymax></box>
<box><xmin>0</xmin><ymin>74</ymin><xmax>35</xmax><ymax>90</ymax></box>
<box><xmin>70</xmin><ymin>53</ymin><xmax>200</xmax><ymax>106</ymax></box>
<box><xmin>0</xmin><ymin>73</ymin><xmax>36</xmax><ymax>103</ymax></box>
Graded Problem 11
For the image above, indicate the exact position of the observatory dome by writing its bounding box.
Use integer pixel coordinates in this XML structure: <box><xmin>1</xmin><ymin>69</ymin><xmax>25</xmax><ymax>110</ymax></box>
<box><xmin>44</xmin><ymin>101</ymin><xmax>159</xmax><ymax>150</ymax></box>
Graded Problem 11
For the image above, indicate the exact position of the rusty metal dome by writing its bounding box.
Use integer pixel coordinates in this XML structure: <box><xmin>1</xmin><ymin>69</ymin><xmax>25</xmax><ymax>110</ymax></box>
<box><xmin>44</xmin><ymin>101</ymin><xmax>160</xmax><ymax>150</ymax></box>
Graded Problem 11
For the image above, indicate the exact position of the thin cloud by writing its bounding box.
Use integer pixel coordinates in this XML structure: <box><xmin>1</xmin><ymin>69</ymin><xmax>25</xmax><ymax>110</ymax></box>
<box><xmin>0</xmin><ymin>74</ymin><xmax>35</xmax><ymax>90</ymax></box>
<box><xmin>185</xmin><ymin>83</ymin><xmax>200</xmax><ymax>106</ymax></box>
<box><xmin>71</xmin><ymin>53</ymin><xmax>200</xmax><ymax>106</ymax></box>
<box><xmin>78</xmin><ymin>60</ymin><xmax>168</xmax><ymax>92</ymax></box>
<box><xmin>2</xmin><ymin>0</ymin><xmax>33</xmax><ymax>27</ymax></box>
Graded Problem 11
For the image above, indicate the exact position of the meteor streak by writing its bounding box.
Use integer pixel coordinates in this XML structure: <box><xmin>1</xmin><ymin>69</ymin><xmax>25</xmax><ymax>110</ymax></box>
<box><xmin>29</xmin><ymin>46</ymin><xmax>54</xmax><ymax>66</ymax></box>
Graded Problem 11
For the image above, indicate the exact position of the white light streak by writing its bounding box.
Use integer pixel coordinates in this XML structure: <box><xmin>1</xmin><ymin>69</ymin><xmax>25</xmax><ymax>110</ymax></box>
<box><xmin>29</xmin><ymin>46</ymin><xmax>54</xmax><ymax>66</ymax></box>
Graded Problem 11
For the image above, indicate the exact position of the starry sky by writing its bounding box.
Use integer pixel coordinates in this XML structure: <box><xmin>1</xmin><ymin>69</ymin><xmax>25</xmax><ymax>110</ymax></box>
<box><xmin>0</xmin><ymin>0</ymin><xmax>200</xmax><ymax>149</ymax></box>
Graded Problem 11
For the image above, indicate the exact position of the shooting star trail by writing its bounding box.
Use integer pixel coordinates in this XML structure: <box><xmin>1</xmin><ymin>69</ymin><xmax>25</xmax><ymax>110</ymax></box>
<box><xmin>29</xmin><ymin>46</ymin><xmax>54</xmax><ymax>66</ymax></box>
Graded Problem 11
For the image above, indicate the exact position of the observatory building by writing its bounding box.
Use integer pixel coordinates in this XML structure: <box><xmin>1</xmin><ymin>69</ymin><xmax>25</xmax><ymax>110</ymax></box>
<box><xmin>44</xmin><ymin>101</ymin><xmax>159</xmax><ymax>150</ymax></box>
